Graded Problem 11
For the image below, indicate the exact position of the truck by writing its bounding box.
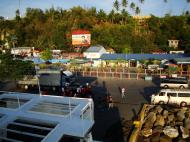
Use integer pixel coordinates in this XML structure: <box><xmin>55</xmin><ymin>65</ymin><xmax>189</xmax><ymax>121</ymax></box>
<box><xmin>129</xmin><ymin>104</ymin><xmax>190</xmax><ymax>142</ymax></box>
<box><xmin>17</xmin><ymin>69</ymin><xmax>75</xmax><ymax>91</ymax></box>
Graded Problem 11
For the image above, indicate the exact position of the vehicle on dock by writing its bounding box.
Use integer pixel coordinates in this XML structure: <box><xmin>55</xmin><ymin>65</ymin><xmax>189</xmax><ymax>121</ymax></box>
<box><xmin>17</xmin><ymin>70</ymin><xmax>75</xmax><ymax>91</ymax></box>
<box><xmin>151</xmin><ymin>89</ymin><xmax>190</xmax><ymax>106</ymax></box>
<box><xmin>160</xmin><ymin>77</ymin><xmax>189</xmax><ymax>89</ymax></box>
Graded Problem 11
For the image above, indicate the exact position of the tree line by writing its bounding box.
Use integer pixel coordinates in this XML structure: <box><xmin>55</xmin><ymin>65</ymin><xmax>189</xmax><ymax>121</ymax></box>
<box><xmin>0</xmin><ymin>4</ymin><xmax>190</xmax><ymax>53</ymax></box>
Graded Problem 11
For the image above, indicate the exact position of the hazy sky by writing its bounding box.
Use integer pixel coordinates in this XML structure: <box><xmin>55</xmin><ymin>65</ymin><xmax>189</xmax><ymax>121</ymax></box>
<box><xmin>0</xmin><ymin>0</ymin><xmax>190</xmax><ymax>19</ymax></box>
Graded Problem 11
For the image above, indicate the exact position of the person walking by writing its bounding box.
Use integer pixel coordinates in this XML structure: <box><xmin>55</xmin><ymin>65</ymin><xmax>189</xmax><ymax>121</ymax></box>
<box><xmin>121</xmin><ymin>87</ymin><xmax>126</xmax><ymax>98</ymax></box>
<box><xmin>107</xmin><ymin>95</ymin><xmax>113</xmax><ymax>109</ymax></box>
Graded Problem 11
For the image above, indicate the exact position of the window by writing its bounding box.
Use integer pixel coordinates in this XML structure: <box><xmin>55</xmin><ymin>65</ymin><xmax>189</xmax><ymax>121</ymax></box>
<box><xmin>0</xmin><ymin>97</ymin><xmax>29</xmax><ymax>109</ymax></box>
<box><xmin>159</xmin><ymin>92</ymin><xmax>165</xmax><ymax>96</ymax></box>
<box><xmin>167</xmin><ymin>93</ymin><xmax>176</xmax><ymax>97</ymax></box>
<box><xmin>178</xmin><ymin>93</ymin><xmax>190</xmax><ymax>97</ymax></box>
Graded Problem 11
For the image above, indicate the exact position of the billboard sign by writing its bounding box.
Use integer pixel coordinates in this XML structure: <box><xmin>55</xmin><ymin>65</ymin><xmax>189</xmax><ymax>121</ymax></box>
<box><xmin>72</xmin><ymin>30</ymin><xmax>91</xmax><ymax>46</ymax></box>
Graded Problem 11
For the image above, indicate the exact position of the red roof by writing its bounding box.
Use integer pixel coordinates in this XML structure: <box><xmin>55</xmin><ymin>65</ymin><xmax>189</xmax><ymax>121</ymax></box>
<box><xmin>72</xmin><ymin>30</ymin><xmax>90</xmax><ymax>35</ymax></box>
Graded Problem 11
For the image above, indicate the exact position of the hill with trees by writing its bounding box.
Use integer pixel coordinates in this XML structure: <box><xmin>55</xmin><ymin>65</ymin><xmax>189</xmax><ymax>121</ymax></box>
<box><xmin>0</xmin><ymin>3</ymin><xmax>190</xmax><ymax>53</ymax></box>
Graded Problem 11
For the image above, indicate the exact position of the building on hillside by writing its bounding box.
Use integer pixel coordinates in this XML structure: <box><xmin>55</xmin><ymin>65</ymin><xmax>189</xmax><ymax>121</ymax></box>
<box><xmin>168</xmin><ymin>40</ymin><xmax>179</xmax><ymax>49</ymax></box>
<box><xmin>132</xmin><ymin>15</ymin><xmax>151</xmax><ymax>24</ymax></box>
<box><xmin>106</xmin><ymin>48</ymin><xmax>115</xmax><ymax>54</ymax></box>
<box><xmin>132</xmin><ymin>15</ymin><xmax>151</xmax><ymax>33</ymax></box>
<box><xmin>11</xmin><ymin>47</ymin><xmax>35</xmax><ymax>57</ymax></box>
<box><xmin>0</xmin><ymin>92</ymin><xmax>94</xmax><ymax>142</ymax></box>
<box><xmin>83</xmin><ymin>45</ymin><xmax>107</xmax><ymax>59</ymax></box>
<box><xmin>169</xmin><ymin>50</ymin><xmax>184</xmax><ymax>54</ymax></box>
<box><xmin>62</xmin><ymin>52</ymin><xmax>83</xmax><ymax>59</ymax></box>
<box><xmin>101</xmin><ymin>53</ymin><xmax>190</xmax><ymax>68</ymax></box>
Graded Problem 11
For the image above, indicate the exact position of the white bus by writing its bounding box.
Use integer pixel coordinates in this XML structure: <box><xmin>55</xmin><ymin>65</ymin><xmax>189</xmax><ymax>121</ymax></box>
<box><xmin>160</xmin><ymin>77</ymin><xmax>189</xmax><ymax>89</ymax></box>
<box><xmin>151</xmin><ymin>89</ymin><xmax>190</xmax><ymax>106</ymax></box>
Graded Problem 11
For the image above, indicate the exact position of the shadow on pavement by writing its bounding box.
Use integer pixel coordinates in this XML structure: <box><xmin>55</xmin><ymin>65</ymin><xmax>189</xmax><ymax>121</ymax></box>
<box><xmin>91</xmin><ymin>80</ymin><xmax>127</xmax><ymax>142</ymax></box>
<box><xmin>141</xmin><ymin>86</ymin><xmax>160</xmax><ymax>102</ymax></box>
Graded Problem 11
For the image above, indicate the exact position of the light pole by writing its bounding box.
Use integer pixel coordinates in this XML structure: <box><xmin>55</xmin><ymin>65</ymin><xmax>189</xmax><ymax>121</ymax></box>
<box><xmin>35</xmin><ymin>65</ymin><xmax>41</xmax><ymax>96</ymax></box>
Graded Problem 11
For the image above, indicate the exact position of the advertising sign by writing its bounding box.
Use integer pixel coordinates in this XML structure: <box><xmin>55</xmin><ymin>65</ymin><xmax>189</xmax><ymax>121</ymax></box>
<box><xmin>72</xmin><ymin>30</ymin><xmax>91</xmax><ymax>46</ymax></box>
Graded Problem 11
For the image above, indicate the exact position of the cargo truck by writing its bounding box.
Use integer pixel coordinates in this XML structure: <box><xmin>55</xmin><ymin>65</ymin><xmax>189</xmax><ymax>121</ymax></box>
<box><xmin>17</xmin><ymin>70</ymin><xmax>75</xmax><ymax>91</ymax></box>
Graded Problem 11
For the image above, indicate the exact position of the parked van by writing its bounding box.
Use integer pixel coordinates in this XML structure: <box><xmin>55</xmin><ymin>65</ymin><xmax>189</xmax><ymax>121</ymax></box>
<box><xmin>147</xmin><ymin>64</ymin><xmax>159</xmax><ymax>72</ymax></box>
<box><xmin>151</xmin><ymin>89</ymin><xmax>190</xmax><ymax>106</ymax></box>
<box><xmin>160</xmin><ymin>77</ymin><xmax>189</xmax><ymax>89</ymax></box>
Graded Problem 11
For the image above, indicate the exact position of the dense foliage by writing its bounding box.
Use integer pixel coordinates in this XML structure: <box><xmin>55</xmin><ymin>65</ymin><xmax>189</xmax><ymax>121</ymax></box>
<box><xmin>0</xmin><ymin>52</ymin><xmax>35</xmax><ymax>80</ymax></box>
<box><xmin>0</xmin><ymin>6</ymin><xmax>190</xmax><ymax>53</ymax></box>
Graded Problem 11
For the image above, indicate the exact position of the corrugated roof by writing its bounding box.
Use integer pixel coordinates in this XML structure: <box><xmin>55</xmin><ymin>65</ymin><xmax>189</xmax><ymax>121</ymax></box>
<box><xmin>85</xmin><ymin>45</ymin><xmax>105</xmax><ymax>53</ymax></box>
<box><xmin>101</xmin><ymin>54</ymin><xmax>190</xmax><ymax>60</ymax></box>
<box><xmin>174</xmin><ymin>57</ymin><xmax>190</xmax><ymax>64</ymax></box>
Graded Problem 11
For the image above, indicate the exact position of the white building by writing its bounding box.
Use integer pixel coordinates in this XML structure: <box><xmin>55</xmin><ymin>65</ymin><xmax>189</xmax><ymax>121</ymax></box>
<box><xmin>11</xmin><ymin>47</ymin><xmax>34</xmax><ymax>57</ymax></box>
<box><xmin>0</xmin><ymin>92</ymin><xmax>94</xmax><ymax>142</ymax></box>
<box><xmin>168</xmin><ymin>40</ymin><xmax>179</xmax><ymax>49</ymax></box>
<box><xmin>83</xmin><ymin>45</ymin><xmax>107</xmax><ymax>59</ymax></box>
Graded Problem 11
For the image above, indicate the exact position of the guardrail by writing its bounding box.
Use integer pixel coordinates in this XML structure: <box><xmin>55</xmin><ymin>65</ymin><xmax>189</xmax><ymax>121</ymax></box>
<box><xmin>74</xmin><ymin>71</ymin><xmax>190</xmax><ymax>80</ymax></box>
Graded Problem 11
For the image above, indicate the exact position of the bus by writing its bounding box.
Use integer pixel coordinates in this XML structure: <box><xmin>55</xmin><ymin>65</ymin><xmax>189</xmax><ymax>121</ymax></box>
<box><xmin>160</xmin><ymin>77</ymin><xmax>189</xmax><ymax>89</ymax></box>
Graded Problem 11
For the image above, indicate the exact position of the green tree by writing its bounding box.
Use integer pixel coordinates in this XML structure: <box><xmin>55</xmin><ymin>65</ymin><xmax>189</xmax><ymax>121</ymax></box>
<box><xmin>0</xmin><ymin>53</ymin><xmax>35</xmax><ymax>80</ymax></box>
<box><xmin>40</xmin><ymin>48</ymin><xmax>52</xmax><ymax>61</ymax></box>
<box><xmin>135</xmin><ymin>6</ymin><xmax>141</xmax><ymax>15</ymax></box>
<box><xmin>130</xmin><ymin>2</ymin><xmax>136</xmax><ymax>11</ymax></box>
<box><xmin>113</xmin><ymin>0</ymin><xmax>120</xmax><ymax>12</ymax></box>
<box><xmin>139</xmin><ymin>0</ymin><xmax>144</xmax><ymax>4</ymax></box>
<box><xmin>122</xmin><ymin>0</ymin><xmax>128</xmax><ymax>8</ymax></box>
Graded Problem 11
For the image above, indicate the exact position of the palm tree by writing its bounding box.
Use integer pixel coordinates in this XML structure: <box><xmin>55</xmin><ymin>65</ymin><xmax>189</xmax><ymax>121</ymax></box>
<box><xmin>130</xmin><ymin>2</ymin><xmax>136</xmax><ymax>11</ymax></box>
<box><xmin>113</xmin><ymin>0</ymin><xmax>119</xmax><ymax>12</ymax></box>
<box><xmin>139</xmin><ymin>0</ymin><xmax>144</xmax><ymax>4</ymax></box>
<box><xmin>108</xmin><ymin>10</ymin><xmax>115</xmax><ymax>24</ymax></box>
<box><xmin>121</xmin><ymin>9</ymin><xmax>129</xmax><ymax>24</ymax></box>
<box><xmin>135</xmin><ymin>6</ymin><xmax>141</xmax><ymax>15</ymax></box>
<box><xmin>122</xmin><ymin>0</ymin><xmax>128</xmax><ymax>8</ymax></box>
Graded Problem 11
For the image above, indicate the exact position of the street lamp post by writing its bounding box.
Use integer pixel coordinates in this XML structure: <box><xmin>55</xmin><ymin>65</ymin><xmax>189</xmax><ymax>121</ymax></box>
<box><xmin>35</xmin><ymin>65</ymin><xmax>41</xmax><ymax>96</ymax></box>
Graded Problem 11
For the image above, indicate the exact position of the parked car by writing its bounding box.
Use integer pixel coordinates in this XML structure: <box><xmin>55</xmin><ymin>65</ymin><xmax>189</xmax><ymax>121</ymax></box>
<box><xmin>151</xmin><ymin>89</ymin><xmax>190</xmax><ymax>106</ymax></box>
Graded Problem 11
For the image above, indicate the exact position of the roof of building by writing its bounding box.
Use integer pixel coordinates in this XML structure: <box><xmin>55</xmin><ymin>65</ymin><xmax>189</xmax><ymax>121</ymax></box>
<box><xmin>85</xmin><ymin>45</ymin><xmax>106</xmax><ymax>53</ymax></box>
<box><xmin>0</xmin><ymin>92</ymin><xmax>94</xmax><ymax>142</ymax></box>
<box><xmin>101</xmin><ymin>53</ymin><xmax>190</xmax><ymax>60</ymax></box>
<box><xmin>174</xmin><ymin>57</ymin><xmax>190</xmax><ymax>64</ymax></box>
<box><xmin>12</xmin><ymin>47</ymin><xmax>34</xmax><ymax>50</ymax></box>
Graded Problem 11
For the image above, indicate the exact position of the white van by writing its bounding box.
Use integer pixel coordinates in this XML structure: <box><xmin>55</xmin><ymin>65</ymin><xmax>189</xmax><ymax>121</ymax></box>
<box><xmin>160</xmin><ymin>77</ymin><xmax>189</xmax><ymax>89</ymax></box>
<box><xmin>151</xmin><ymin>89</ymin><xmax>190</xmax><ymax>106</ymax></box>
<box><xmin>147</xmin><ymin>64</ymin><xmax>159</xmax><ymax>72</ymax></box>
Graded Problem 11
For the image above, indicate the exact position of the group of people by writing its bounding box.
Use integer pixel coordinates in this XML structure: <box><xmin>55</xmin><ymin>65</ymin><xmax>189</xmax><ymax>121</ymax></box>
<box><xmin>61</xmin><ymin>82</ymin><xmax>92</xmax><ymax>98</ymax></box>
<box><xmin>106</xmin><ymin>87</ymin><xmax>126</xmax><ymax>109</ymax></box>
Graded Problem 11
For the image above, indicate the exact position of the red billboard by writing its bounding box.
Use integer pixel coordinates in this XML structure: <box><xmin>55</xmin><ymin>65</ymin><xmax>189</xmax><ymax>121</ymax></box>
<box><xmin>72</xmin><ymin>30</ymin><xmax>91</xmax><ymax>46</ymax></box>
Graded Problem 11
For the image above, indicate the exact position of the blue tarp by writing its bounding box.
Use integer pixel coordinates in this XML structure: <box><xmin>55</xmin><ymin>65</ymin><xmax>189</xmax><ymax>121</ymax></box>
<box><xmin>23</xmin><ymin>57</ymin><xmax>45</xmax><ymax>64</ymax></box>
<box><xmin>24</xmin><ymin>57</ymin><xmax>70</xmax><ymax>64</ymax></box>
<box><xmin>101</xmin><ymin>53</ymin><xmax>190</xmax><ymax>61</ymax></box>
<box><xmin>48</xmin><ymin>59</ymin><xmax>70</xmax><ymax>63</ymax></box>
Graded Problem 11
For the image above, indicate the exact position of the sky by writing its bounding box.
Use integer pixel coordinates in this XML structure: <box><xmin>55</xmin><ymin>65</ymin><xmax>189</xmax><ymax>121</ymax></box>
<box><xmin>0</xmin><ymin>0</ymin><xmax>190</xmax><ymax>19</ymax></box>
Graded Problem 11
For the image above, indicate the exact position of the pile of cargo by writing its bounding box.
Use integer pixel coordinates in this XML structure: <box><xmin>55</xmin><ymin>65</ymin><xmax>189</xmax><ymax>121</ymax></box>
<box><xmin>130</xmin><ymin>104</ymin><xmax>190</xmax><ymax>142</ymax></box>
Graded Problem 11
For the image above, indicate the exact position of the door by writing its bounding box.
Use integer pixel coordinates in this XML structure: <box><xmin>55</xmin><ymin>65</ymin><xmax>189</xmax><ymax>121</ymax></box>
<box><xmin>167</xmin><ymin>92</ymin><xmax>177</xmax><ymax>105</ymax></box>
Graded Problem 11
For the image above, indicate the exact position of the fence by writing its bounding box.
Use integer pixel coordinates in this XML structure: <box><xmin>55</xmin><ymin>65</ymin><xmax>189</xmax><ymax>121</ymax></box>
<box><xmin>74</xmin><ymin>70</ymin><xmax>190</xmax><ymax>80</ymax></box>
